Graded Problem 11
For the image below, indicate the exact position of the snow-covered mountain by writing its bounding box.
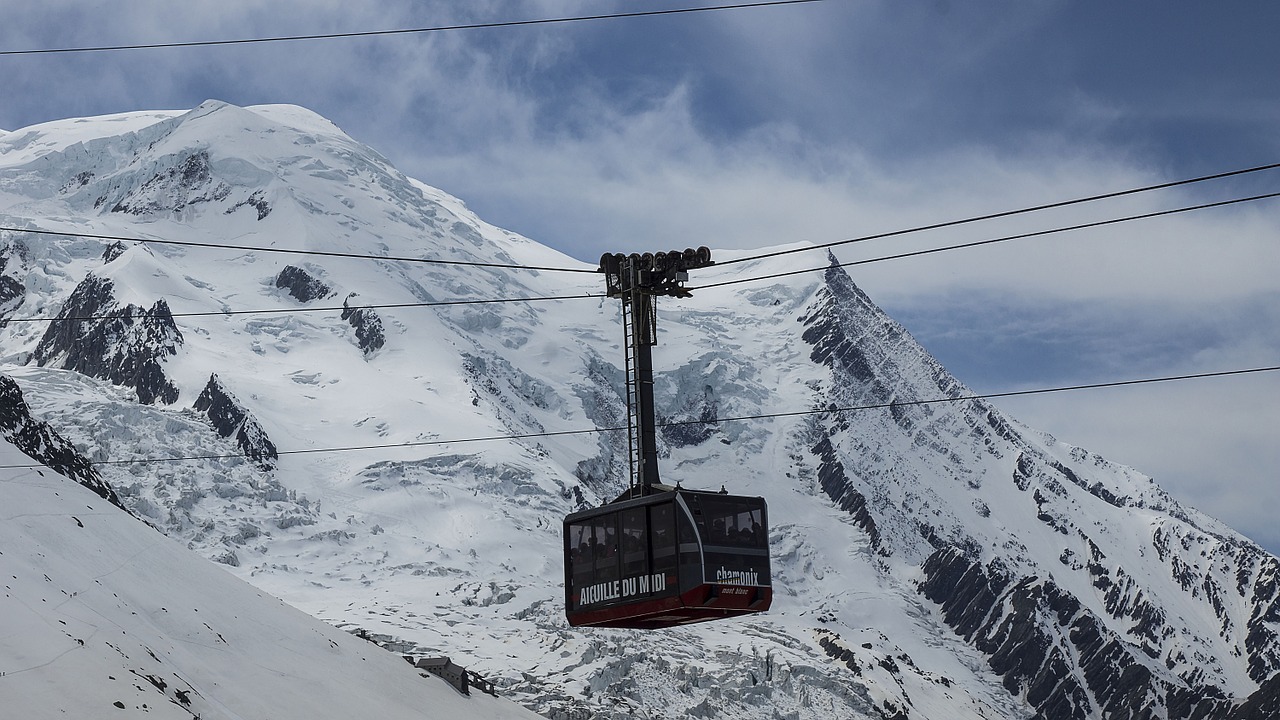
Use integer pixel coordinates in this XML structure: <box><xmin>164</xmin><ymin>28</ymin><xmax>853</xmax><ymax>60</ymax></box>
<box><xmin>0</xmin><ymin>393</ymin><xmax>543</xmax><ymax>719</ymax></box>
<box><xmin>1</xmin><ymin>100</ymin><xmax>1277</xmax><ymax>719</ymax></box>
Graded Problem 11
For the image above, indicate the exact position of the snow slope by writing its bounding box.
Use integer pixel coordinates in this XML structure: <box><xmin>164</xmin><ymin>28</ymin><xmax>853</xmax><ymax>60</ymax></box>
<box><xmin>0</xmin><ymin>437</ymin><xmax>543</xmax><ymax>719</ymax></box>
<box><xmin>1</xmin><ymin>101</ymin><xmax>1277</xmax><ymax>720</ymax></box>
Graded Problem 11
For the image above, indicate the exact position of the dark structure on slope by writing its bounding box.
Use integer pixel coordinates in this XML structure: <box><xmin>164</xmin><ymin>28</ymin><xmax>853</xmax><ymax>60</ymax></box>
<box><xmin>32</xmin><ymin>274</ymin><xmax>183</xmax><ymax>405</ymax></box>
<box><xmin>341</xmin><ymin>293</ymin><xmax>386</xmax><ymax>355</ymax></box>
<box><xmin>0</xmin><ymin>374</ymin><xmax>125</xmax><ymax>511</ymax></box>
<box><xmin>919</xmin><ymin>547</ymin><xmax>1237</xmax><ymax>720</ymax></box>
<box><xmin>276</xmin><ymin>265</ymin><xmax>333</xmax><ymax>303</ymax></box>
<box><xmin>0</xmin><ymin>240</ymin><xmax>28</xmax><ymax>320</ymax></box>
<box><xmin>194</xmin><ymin>374</ymin><xmax>278</xmax><ymax>471</ymax></box>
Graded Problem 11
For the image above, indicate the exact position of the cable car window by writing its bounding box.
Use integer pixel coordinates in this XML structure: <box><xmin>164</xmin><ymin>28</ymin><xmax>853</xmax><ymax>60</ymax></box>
<box><xmin>568</xmin><ymin>521</ymin><xmax>594</xmax><ymax>589</ymax></box>
<box><xmin>676</xmin><ymin>500</ymin><xmax>702</xmax><ymax>568</ymax></box>
<box><xmin>591</xmin><ymin>515</ymin><xmax>619</xmax><ymax>584</ymax></box>
<box><xmin>650</xmin><ymin>503</ymin><xmax>676</xmax><ymax>575</ymax></box>
<box><xmin>620</xmin><ymin>507</ymin><xmax>647</xmax><ymax>578</ymax></box>
<box><xmin>697</xmin><ymin>497</ymin><xmax>767</xmax><ymax>548</ymax></box>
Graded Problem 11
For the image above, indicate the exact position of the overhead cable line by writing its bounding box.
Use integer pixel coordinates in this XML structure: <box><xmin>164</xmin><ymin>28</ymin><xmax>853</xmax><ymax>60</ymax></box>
<box><xmin>5</xmin><ymin>187</ymin><xmax>1276</xmax><ymax>324</ymax></box>
<box><xmin>691</xmin><ymin>190</ymin><xmax>1280</xmax><ymax>291</ymax></box>
<box><xmin>1</xmin><ymin>292</ymin><xmax>606</xmax><ymax>325</ymax></box>
<box><xmin>2</xmin><ymin>365</ymin><xmax>1273</xmax><ymax>470</ymax></box>
<box><xmin>3</xmin><ymin>161</ymin><xmax>1273</xmax><ymax>283</ymax></box>
<box><xmin>0</xmin><ymin>167</ymin><xmax>1265</xmax><ymax>280</ymax></box>
<box><xmin>716</xmin><ymin>161</ymin><xmax>1280</xmax><ymax>268</ymax></box>
<box><xmin>0</xmin><ymin>0</ymin><xmax>831</xmax><ymax>56</ymax></box>
<box><xmin>0</xmin><ymin>224</ymin><xmax>596</xmax><ymax>274</ymax></box>
<box><xmin>674</xmin><ymin>365</ymin><xmax>1280</xmax><ymax>426</ymax></box>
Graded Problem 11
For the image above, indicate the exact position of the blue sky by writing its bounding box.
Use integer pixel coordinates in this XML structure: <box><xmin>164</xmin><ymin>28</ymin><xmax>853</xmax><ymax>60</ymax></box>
<box><xmin>2</xmin><ymin>0</ymin><xmax>1278</xmax><ymax>552</ymax></box>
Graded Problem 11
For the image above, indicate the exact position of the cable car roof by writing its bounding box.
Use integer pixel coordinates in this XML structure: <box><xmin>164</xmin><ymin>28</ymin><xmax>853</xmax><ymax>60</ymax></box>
<box><xmin>564</xmin><ymin>484</ymin><xmax>766</xmax><ymax>523</ymax></box>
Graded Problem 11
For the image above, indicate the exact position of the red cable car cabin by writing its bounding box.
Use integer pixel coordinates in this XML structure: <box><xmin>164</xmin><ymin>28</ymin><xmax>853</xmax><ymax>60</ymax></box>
<box><xmin>564</xmin><ymin>486</ymin><xmax>772</xmax><ymax>629</ymax></box>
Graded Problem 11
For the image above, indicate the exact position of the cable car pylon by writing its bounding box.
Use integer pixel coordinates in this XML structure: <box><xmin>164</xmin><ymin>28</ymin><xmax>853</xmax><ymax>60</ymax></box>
<box><xmin>601</xmin><ymin>248</ymin><xmax>710</xmax><ymax>496</ymax></box>
<box><xmin>563</xmin><ymin>247</ymin><xmax>773</xmax><ymax>629</ymax></box>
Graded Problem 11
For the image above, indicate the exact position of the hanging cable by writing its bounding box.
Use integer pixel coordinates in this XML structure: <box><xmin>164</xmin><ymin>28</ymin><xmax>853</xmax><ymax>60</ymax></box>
<box><xmin>0</xmin><ymin>291</ymin><xmax>606</xmax><ymax>325</ymax></box>
<box><xmin>691</xmin><ymin>190</ymin><xmax>1280</xmax><ymax>291</ymax></box>
<box><xmin>1</xmin><ymin>365</ymin><xmax>1273</xmax><ymax>470</ymax></box>
<box><xmin>714</xmin><ymin>161</ymin><xmax>1280</xmax><ymax>268</ymax></box>
<box><xmin>4</xmin><ymin>186</ymin><xmax>1275</xmax><ymax>325</ymax></box>
<box><xmin>0</xmin><ymin>224</ymin><xmax>596</xmax><ymax>274</ymax></box>
<box><xmin>662</xmin><ymin>365</ymin><xmax>1280</xmax><ymax>427</ymax></box>
<box><xmin>0</xmin><ymin>1</ymin><xmax>832</xmax><ymax>56</ymax></box>
<box><xmin>4</xmin><ymin>160</ymin><xmax>1275</xmax><ymax>291</ymax></box>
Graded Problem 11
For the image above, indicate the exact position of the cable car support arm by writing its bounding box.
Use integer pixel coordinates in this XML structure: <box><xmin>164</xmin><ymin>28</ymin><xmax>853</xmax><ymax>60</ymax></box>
<box><xmin>598</xmin><ymin>247</ymin><xmax>713</xmax><ymax>496</ymax></box>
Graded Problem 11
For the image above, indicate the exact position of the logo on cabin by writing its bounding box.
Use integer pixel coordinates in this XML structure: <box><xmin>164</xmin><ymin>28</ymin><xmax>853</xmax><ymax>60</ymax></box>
<box><xmin>715</xmin><ymin>566</ymin><xmax>760</xmax><ymax>586</ymax></box>
<box><xmin>577</xmin><ymin>572</ymin><xmax>669</xmax><ymax>606</ymax></box>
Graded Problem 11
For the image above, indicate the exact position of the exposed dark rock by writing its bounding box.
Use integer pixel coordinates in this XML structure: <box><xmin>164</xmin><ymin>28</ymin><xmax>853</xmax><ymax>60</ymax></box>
<box><xmin>1013</xmin><ymin>453</ymin><xmax>1035</xmax><ymax>492</ymax></box>
<box><xmin>985</xmin><ymin>407</ymin><xmax>1024</xmax><ymax>446</ymax></box>
<box><xmin>920</xmin><ymin>546</ymin><xmax>1236</xmax><ymax>720</ymax></box>
<box><xmin>275</xmin><ymin>265</ymin><xmax>332</xmax><ymax>303</ymax></box>
<box><xmin>812</xmin><ymin>436</ymin><xmax>885</xmax><ymax>555</ymax></box>
<box><xmin>193</xmin><ymin>374</ymin><xmax>278</xmax><ymax>470</ymax></box>
<box><xmin>0</xmin><ymin>373</ymin><xmax>125</xmax><ymax>510</ymax></box>
<box><xmin>659</xmin><ymin>385</ymin><xmax>719</xmax><ymax>448</ymax></box>
<box><xmin>1229</xmin><ymin>671</ymin><xmax>1280</xmax><ymax>720</ymax></box>
<box><xmin>815</xmin><ymin>632</ymin><xmax>863</xmax><ymax>674</ymax></box>
<box><xmin>110</xmin><ymin>150</ymin><xmax>231</xmax><ymax>216</ymax></box>
<box><xmin>226</xmin><ymin>190</ymin><xmax>271</xmax><ymax>220</ymax></box>
<box><xmin>0</xmin><ymin>242</ymin><xmax>27</xmax><ymax>320</ymax></box>
<box><xmin>341</xmin><ymin>293</ymin><xmax>385</xmax><ymax>355</ymax></box>
<box><xmin>797</xmin><ymin>255</ymin><xmax>1280</xmax><ymax>719</ymax></box>
<box><xmin>802</xmin><ymin>297</ymin><xmax>881</xmax><ymax>392</ymax></box>
<box><xmin>1245</xmin><ymin>557</ymin><xmax>1280</xmax><ymax>683</ymax></box>
<box><xmin>102</xmin><ymin>241</ymin><xmax>128</xmax><ymax>264</ymax></box>
<box><xmin>0</xmin><ymin>272</ymin><xmax>22</xmax><ymax>314</ymax></box>
<box><xmin>60</xmin><ymin>170</ymin><xmax>95</xmax><ymax>193</ymax></box>
<box><xmin>797</xmin><ymin>255</ymin><xmax>951</xmax><ymax>419</ymax></box>
<box><xmin>32</xmin><ymin>274</ymin><xmax>182</xmax><ymax>405</ymax></box>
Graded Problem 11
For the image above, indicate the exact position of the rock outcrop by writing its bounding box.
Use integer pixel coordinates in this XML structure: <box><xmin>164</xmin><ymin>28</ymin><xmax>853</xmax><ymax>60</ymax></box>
<box><xmin>32</xmin><ymin>274</ymin><xmax>183</xmax><ymax>404</ymax></box>
<box><xmin>275</xmin><ymin>265</ymin><xmax>333</xmax><ymax>303</ymax></box>
<box><xmin>0</xmin><ymin>373</ymin><xmax>123</xmax><ymax>510</ymax></box>
<box><xmin>341</xmin><ymin>292</ymin><xmax>385</xmax><ymax>355</ymax></box>
<box><xmin>0</xmin><ymin>239</ymin><xmax>28</xmax><ymax>320</ymax></box>
<box><xmin>193</xmin><ymin>374</ymin><xmax>278</xmax><ymax>470</ymax></box>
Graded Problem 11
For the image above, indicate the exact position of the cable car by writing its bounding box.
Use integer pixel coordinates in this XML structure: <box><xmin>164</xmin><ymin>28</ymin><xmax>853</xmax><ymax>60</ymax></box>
<box><xmin>564</xmin><ymin>249</ymin><xmax>773</xmax><ymax>629</ymax></box>
<box><xmin>564</xmin><ymin>485</ymin><xmax>772</xmax><ymax>628</ymax></box>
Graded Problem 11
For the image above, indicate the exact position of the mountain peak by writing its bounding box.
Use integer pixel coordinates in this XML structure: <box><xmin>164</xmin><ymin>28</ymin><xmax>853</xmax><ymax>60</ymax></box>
<box><xmin>247</xmin><ymin>103</ymin><xmax>351</xmax><ymax>138</ymax></box>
